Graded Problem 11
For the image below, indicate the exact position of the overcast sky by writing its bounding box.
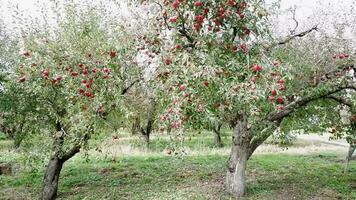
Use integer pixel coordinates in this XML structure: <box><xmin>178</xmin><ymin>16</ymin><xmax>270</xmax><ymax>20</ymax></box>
<box><xmin>0</xmin><ymin>0</ymin><xmax>355</xmax><ymax>41</ymax></box>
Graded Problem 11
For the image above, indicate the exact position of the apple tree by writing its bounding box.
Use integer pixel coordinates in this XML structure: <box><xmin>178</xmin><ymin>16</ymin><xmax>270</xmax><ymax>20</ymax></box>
<box><xmin>153</xmin><ymin>0</ymin><xmax>356</xmax><ymax>197</ymax></box>
<box><xmin>7</xmin><ymin>5</ymin><xmax>140</xmax><ymax>200</ymax></box>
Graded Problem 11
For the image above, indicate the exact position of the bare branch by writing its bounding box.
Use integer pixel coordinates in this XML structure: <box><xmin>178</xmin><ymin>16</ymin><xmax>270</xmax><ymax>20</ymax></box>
<box><xmin>121</xmin><ymin>78</ymin><xmax>143</xmax><ymax>95</ymax></box>
<box><xmin>266</xmin><ymin>25</ymin><xmax>318</xmax><ymax>51</ymax></box>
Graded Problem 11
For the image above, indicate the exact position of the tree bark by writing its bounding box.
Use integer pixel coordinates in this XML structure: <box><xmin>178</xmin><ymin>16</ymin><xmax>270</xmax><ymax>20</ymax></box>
<box><xmin>226</xmin><ymin>114</ymin><xmax>251</xmax><ymax>197</ymax></box>
<box><xmin>213</xmin><ymin>123</ymin><xmax>223</xmax><ymax>147</ymax></box>
<box><xmin>41</xmin><ymin>157</ymin><xmax>64</xmax><ymax>200</ymax></box>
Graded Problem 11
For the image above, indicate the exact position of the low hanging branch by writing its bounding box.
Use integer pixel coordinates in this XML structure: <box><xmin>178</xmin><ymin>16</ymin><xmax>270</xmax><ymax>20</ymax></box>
<box><xmin>265</xmin><ymin>25</ymin><xmax>318</xmax><ymax>51</ymax></box>
<box><xmin>267</xmin><ymin>81</ymin><xmax>356</xmax><ymax>124</ymax></box>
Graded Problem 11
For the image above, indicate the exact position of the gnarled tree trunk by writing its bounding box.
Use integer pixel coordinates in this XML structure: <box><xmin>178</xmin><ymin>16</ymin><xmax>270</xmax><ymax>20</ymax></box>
<box><xmin>41</xmin><ymin>157</ymin><xmax>64</xmax><ymax>200</ymax></box>
<box><xmin>226</xmin><ymin>114</ymin><xmax>252</xmax><ymax>197</ymax></box>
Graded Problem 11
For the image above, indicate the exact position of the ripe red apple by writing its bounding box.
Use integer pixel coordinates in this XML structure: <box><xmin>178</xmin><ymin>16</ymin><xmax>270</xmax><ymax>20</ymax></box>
<box><xmin>55</xmin><ymin>76</ymin><xmax>62</xmax><ymax>81</ymax></box>
<box><xmin>179</xmin><ymin>84</ymin><xmax>186</xmax><ymax>91</ymax></box>
<box><xmin>83</xmin><ymin>69</ymin><xmax>89</xmax><ymax>76</ymax></box>
<box><xmin>175</xmin><ymin>44</ymin><xmax>182</xmax><ymax>50</ymax></box>
<box><xmin>277</xmin><ymin>97</ymin><xmax>284</xmax><ymax>104</ymax></box>
<box><xmin>268</xmin><ymin>96</ymin><xmax>275</xmax><ymax>102</ymax></box>
<box><xmin>23</xmin><ymin>51</ymin><xmax>30</xmax><ymax>57</ymax></box>
<box><xmin>79</xmin><ymin>88</ymin><xmax>84</xmax><ymax>94</ymax></box>
<box><xmin>194</xmin><ymin>1</ymin><xmax>202</xmax><ymax>7</ymax></box>
<box><xmin>252</xmin><ymin>64</ymin><xmax>263</xmax><ymax>72</ymax></box>
<box><xmin>42</xmin><ymin>69</ymin><xmax>49</xmax><ymax>77</ymax></box>
<box><xmin>71</xmin><ymin>72</ymin><xmax>78</xmax><ymax>77</ymax></box>
<box><xmin>204</xmin><ymin>81</ymin><xmax>209</xmax><ymax>87</ymax></box>
<box><xmin>278</xmin><ymin>85</ymin><xmax>285</xmax><ymax>91</ymax></box>
<box><xmin>277</xmin><ymin>79</ymin><xmax>284</xmax><ymax>84</ymax></box>
<box><xmin>164</xmin><ymin>58</ymin><xmax>173</xmax><ymax>65</ymax></box>
<box><xmin>272</xmin><ymin>60</ymin><xmax>280</xmax><ymax>66</ymax></box>
<box><xmin>19</xmin><ymin>76</ymin><xmax>26</xmax><ymax>82</ymax></box>
<box><xmin>228</xmin><ymin>0</ymin><xmax>236</xmax><ymax>6</ymax></box>
<box><xmin>172</xmin><ymin>0</ymin><xmax>180</xmax><ymax>9</ymax></box>
<box><xmin>85</xmin><ymin>91</ymin><xmax>94</xmax><ymax>98</ymax></box>
<box><xmin>277</xmin><ymin>105</ymin><xmax>284</xmax><ymax>111</ymax></box>
<box><xmin>271</xmin><ymin>90</ymin><xmax>277</xmax><ymax>96</ymax></box>
<box><xmin>110</xmin><ymin>51</ymin><xmax>117</xmax><ymax>59</ymax></box>
<box><xmin>204</xmin><ymin>8</ymin><xmax>209</xmax><ymax>14</ymax></box>
<box><xmin>169</xmin><ymin>16</ymin><xmax>178</xmax><ymax>23</ymax></box>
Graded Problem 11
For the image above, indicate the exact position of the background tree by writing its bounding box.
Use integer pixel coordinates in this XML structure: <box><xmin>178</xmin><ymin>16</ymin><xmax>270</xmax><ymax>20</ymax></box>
<box><xmin>4</xmin><ymin>4</ymin><xmax>141</xmax><ymax>199</ymax></box>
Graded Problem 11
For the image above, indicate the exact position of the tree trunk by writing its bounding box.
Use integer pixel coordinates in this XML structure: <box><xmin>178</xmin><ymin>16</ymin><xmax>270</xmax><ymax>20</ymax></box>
<box><xmin>213</xmin><ymin>123</ymin><xmax>223</xmax><ymax>147</ymax></box>
<box><xmin>344</xmin><ymin>144</ymin><xmax>356</xmax><ymax>173</ymax></box>
<box><xmin>215</xmin><ymin>131</ymin><xmax>223</xmax><ymax>147</ymax></box>
<box><xmin>142</xmin><ymin>131</ymin><xmax>150</xmax><ymax>148</ymax></box>
<box><xmin>41</xmin><ymin>157</ymin><xmax>64</xmax><ymax>200</ymax></box>
<box><xmin>226</xmin><ymin>114</ymin><xmax>251</xmax><ymax>197</ymax></box>
<box><xmin>226</xmin><ymin>147</ymin><xmax>248</xmax><ymax>197</ymax></box>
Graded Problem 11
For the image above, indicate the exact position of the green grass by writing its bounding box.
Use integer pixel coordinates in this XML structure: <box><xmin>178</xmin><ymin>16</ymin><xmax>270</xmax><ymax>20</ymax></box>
<box><xmin>1</xmin><ymin>151</ymin><xmax>355</xmax><ymax>200</ymax></box>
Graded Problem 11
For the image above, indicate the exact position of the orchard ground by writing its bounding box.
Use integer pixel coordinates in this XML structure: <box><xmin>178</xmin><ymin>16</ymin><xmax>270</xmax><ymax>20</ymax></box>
<box><xmin>0</xmin><ymin>131</ymin><xmax>355</xmax><ymax>200</ymax></box>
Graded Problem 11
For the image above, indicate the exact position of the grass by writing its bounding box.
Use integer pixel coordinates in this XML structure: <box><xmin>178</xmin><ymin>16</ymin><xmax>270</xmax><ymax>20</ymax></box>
<box><xmin>0</xmin><ymin>133</ymin><xmax>355</xmax><ymax>200</ymax></box>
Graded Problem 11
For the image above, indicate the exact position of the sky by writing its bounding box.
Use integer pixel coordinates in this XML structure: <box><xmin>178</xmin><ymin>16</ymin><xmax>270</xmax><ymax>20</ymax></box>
<box><xmin>0</xmin><ymin>0</ymin><xmax>355</xmax><ymax>41</ymax></box>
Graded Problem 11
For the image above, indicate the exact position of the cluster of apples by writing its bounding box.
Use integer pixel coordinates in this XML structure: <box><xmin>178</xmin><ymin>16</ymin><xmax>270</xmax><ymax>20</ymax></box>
<box><xmin>168</xmin><ymin>0</ymin><xmax>248</xmax><ymax>34</ymax></box>
<box><xmin>268</xmin><ymin>79</ymin><xmax>286</xmax><ymax>111</ymax></box>
<box><xmin>332</xmin><ymin>53</ymin><xmax>350</xmax><ymax>59</ymax></box>
<box><xmin>18</xmin><ymin>50</ymin><xmax>116</xmax><ymax>100</ymax></box>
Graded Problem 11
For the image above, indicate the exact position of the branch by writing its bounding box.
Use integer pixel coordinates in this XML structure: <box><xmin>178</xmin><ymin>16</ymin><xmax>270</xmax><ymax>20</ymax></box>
<box><xmin>325</xmin><ymin>95</ymin><xmax>353</xmax><ymax>108</ymax></box>
<box><xmin>266</xmin><ymin>25</ymin><xmax>318</xmax><ymax>51</ymax></box>
<box><xmin>154</xmin><ymin>1</ymin><xmax>172</xmax><ymax>30</ymax></box>
<box><xmin>60</xmin><ymin>145</ymin><xmax>81</xmax><ymax>162</ymax></box>
<box><xmin>121</xmin><ymin>78</ymin><xmax>142</xmax><ymax>95</ymax></box>
<box><xmin>267</xmin><ymin>81</ymin><xmax>356</xmax><ymax>123</ymax></box>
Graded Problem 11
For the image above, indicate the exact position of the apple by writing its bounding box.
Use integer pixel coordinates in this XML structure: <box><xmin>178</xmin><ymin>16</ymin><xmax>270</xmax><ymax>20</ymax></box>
<box><xmin>23</xmin><ymin>51</ymin><xmax>30</xmax><ymax>57</ymax></box>
<box><xmin>204</xmin><ymin>80</ymin><xmax>209</xmax><ymax>87</ymax></box>
<box><xmin>194</xmin><ymin>1</ymin><xmax>202</xmax><ymax>7</ymax></box>
<box><xmin>277</xmin><ymin>79</ymin><xmax>284</xmax><ymax>84</ymax></box>
<box><xmin>252</xmin><ymin>64</ymin><xmax>263</xmax><ymax>72</ymax></box>
<box><xmin>228</xmin><ymin>0</ymin><xmax>236</xmax><ymax>6</ymax></box>
<box><xmin>169</xmin><ymin>16</ymin><xmax>178</xmax><ymax>23</ymax></box>
<box><xmin>79</xmin><ymin>88</ymin><xmax>84</xmax><ymax>94</ymax></box>
<box><xmin>204</xmin><ymin>8</ymin><xmax>209</xmax><ymax>14</ymax></box>
<box><xmin>268</xmin><ymin>96</ymin><xmax>274</xmax><ymax>102</ymax></box>
<box><xmin>110</xmin><ymin>51</ymin><xmax>117</xmax><ymax>59</ymax></box>
<box><xmin>19</xmin><ymin>76</ymin><xmax>26</xmax><ymax>82</ymax></box>
<box><xmin>277</xmin><ymin>97</ymin><xmax>284</xmax><ymax>104</ymax></box>
<box><xmin>271</xmin><ymin>90</ymin><xmax>277</xmax><ymax>96</ymax></box>
<box><xmin>42</xmin><ymin>69</ymin><xmax>49</xmax><ymax>77</ymax></box>
<box><xmin>278</xmin><ymin>84</ymin><xmax>285</xmax><ymax>91</ymax></box>
<box><xmin>172</xmin><ymin>0</ymin><xmax>180</xmax><ymax>9</ymax></box>
<box><xmin>179</xmin><ymin>84</ymin><xmax>186</xmax><ymax>91</ymax></box>
<box><xmin>164</xmin><ymin>58</ymin><xmax>173</xmax><ymax>65</ymax></box>
<box><xmin>71</xmin><ymin>72</ymin><xmax>78</xmax><ymax>77</ymax></box>
<box><xmin>277</xmin><ymin>105</ymin><xmax>284</xmax><ymax>111</ymax></box>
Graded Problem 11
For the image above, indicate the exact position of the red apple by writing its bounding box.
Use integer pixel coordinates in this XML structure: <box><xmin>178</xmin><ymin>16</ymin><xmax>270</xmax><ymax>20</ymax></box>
<box><xmin>268</xmin><ymin>96</ymin><xmax>275</xmax><ymax>102</ymax></box>
<box><xmin>278</xmin><ymin>105</ymin><xmax>284</xmax><ymax>111</ymax></box>
<box><xmin>271</xmin><ymin>90</ymin><xmax>277</xmax><ymax>96</ymax></box>
<box><xmin>71</xmin><ymin>72</ymin><xmax>78</xmax><ymax>77</ymax></box>
<box><xmin>194</xmin><ymin>1</ymin><xmax>202</xmax><ymax>7</ymax></box>
<box><xmin>204</xmin><ymin>81</ymin><xmax>209</xmax><ymax>87</ymax></box>
<box><xmin>277</xmin><ymin>97</ymin><xmax>284</xmax><ymax>104</ymax></box>
<box><xmin>19</xmin><ymin>76</ymin><xmax>26</xmax><ymax>82</ymax></box>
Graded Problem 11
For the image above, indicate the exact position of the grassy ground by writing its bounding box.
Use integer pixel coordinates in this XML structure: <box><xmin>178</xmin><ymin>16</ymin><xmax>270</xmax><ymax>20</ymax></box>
<box><xmin>0</xmin><ymin>132</ymin><xmax>355</xmax><ymax>200</ymax></box>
